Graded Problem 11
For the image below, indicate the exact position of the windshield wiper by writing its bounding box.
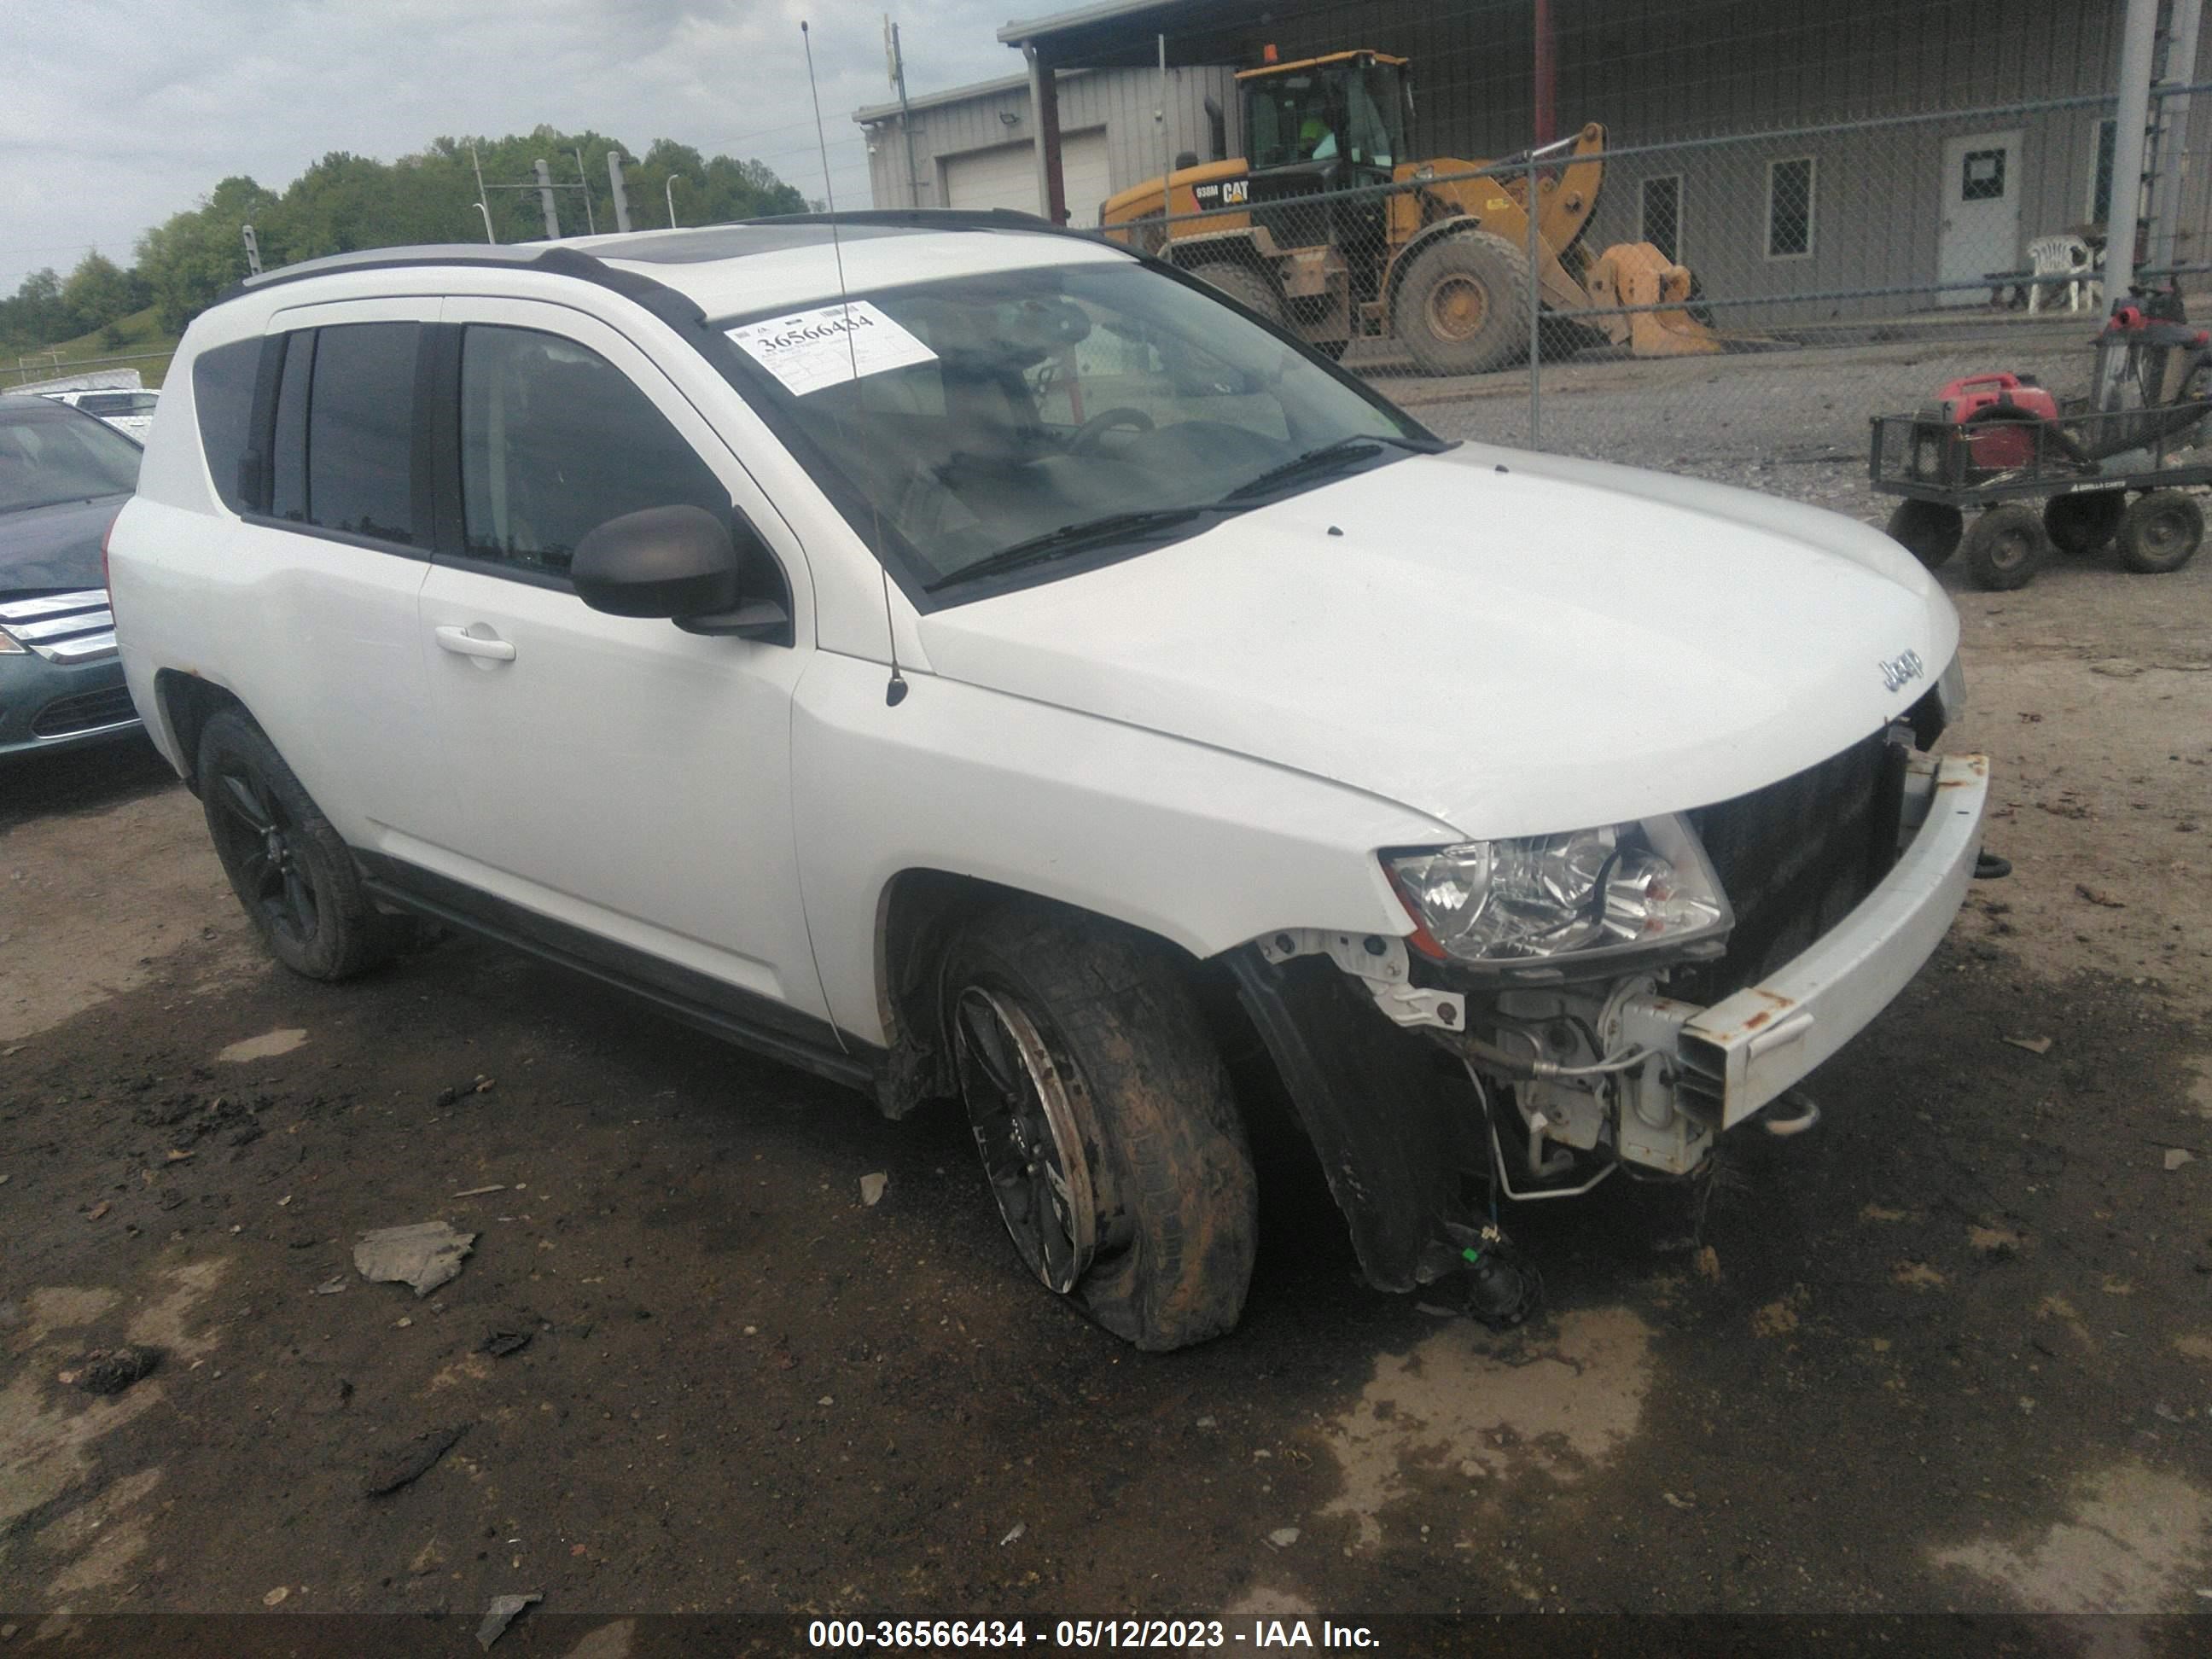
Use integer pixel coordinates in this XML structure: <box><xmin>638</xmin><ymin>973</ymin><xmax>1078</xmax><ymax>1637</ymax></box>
<box><xmin>1220</xmin><ymin>431</ymin><xmax>1453</xmax><ymax>504</ymax></box>
<box><xmin>925</xmin><ymin>506</ymin><xmax>1233</xmax><ymax>592</ymax></box>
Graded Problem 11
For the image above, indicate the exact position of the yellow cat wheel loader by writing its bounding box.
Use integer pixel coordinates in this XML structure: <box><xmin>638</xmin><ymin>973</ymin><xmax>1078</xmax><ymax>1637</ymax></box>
<box><xmin>1098</xmin><ymin>49</ymin><xmax>1725</xmax><ymax>375</ymax></box>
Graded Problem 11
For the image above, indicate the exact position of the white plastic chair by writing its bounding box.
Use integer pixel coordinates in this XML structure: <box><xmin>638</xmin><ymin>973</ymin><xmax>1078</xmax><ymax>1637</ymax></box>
<box><xmin>2026</xmin><ymin>234</ymin><xmax>2099</xmax><ymax>314</ymax></box>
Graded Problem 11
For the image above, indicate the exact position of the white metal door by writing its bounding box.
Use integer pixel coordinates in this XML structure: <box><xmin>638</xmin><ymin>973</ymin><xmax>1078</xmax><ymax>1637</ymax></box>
<box><xmin>945</xmin><ymin>129</ymin><xmax>1109</xmax><ymax>227</ymax></box>
<box><xmin>415</xmin><ymin>298</ymin><xmax>832</xmax><ymax>1027</ymax></box>
<box><xmin>1938</xmin><ymin>131</ymin><xmax>2023</xmax><ymax>306</ymax></box>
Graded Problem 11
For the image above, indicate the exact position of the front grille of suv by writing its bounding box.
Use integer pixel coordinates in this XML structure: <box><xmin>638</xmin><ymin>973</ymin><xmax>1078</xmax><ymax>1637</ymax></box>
<box><xmin>1668</xmin><ymin>727</ymin><xmax>1908</xmax><ymax>1005</ymax></box>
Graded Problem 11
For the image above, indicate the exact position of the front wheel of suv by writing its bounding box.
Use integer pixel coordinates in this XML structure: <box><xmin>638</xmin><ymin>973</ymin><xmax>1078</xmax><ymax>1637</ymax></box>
<box><xmin>198</xmin><ymin>708</ymin><xmax>411</xmax><ymax>981</ymax></box>
<box><xmin>942</xmin><ymin>905</ymin><xmax>1258</xmax><ymax>1351</ymax></box>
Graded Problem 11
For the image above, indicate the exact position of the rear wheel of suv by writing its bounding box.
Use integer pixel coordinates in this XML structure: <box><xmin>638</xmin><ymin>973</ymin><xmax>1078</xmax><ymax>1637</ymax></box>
<box><xmin>198</xmin><ymin>708</ymin><xmax>410</xmax><ymax>981</ymax></box>
<box><xmin>942</xmin><ymin>905</ymin><xmax>1257</xmax><ymax>1351</ymax></box>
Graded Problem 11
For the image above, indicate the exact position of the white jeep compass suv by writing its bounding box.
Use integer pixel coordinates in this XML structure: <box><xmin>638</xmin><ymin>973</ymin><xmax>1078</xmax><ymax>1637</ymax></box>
<box><xmin>108</xmin><ymin>212</ymin><xmax>1986</xmax><ymax>1348</ymax></box>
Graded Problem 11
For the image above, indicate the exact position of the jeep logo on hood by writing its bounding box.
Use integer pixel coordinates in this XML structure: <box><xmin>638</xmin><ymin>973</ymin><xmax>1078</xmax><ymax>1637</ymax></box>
<box><xmin>1879</xmin><ymin>649</ymin><xmax>1925</xmax><ymax>693</ymax></box>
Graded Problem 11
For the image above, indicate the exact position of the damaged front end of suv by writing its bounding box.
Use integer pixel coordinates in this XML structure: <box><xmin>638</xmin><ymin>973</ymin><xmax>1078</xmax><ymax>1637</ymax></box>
<box><xmin>1227</xmin><ymin>660</ymin><xmax>1984</xmax><ymax>1311</ymax></box>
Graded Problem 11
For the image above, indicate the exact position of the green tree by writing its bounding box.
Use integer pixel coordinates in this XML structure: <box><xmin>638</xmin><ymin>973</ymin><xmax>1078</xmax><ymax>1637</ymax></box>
<box><xmin>135</xmin><ymin>176</ymin><xmax>280</xmax><ymax>333</ymax></box>
<box><xmin>114</xmin><ymin>131</ymin><xmax>812</xmax><ymax>336</ymax></box>
<box><xmin>0</xmin><ymin>269</ymin><xmax>71</xmax><ymax>353</ymax></box>
<box><xmin>61</xmin><ymin>252</ymin><xmax>138</xmax><ymax>338</ymax></box>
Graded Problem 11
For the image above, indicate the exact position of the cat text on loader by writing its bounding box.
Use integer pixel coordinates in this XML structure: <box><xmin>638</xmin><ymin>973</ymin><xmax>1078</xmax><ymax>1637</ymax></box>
<box><xmin>1098</xmin><ymin>49</ymin><xmax>1725</xmax><ymax>375</ymax></box>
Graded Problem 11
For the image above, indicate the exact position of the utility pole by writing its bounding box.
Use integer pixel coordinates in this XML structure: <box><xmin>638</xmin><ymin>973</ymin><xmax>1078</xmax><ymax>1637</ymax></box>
<box><xmin>572</xmin><ymin>148</ymin><xmax>597</xmax><ymax>235</ymax></box>
<box><xmin>607</xmin><ymin>152</ymin><xmax>633</xmax><ymax>233</ymax></box>
<box><xmin>533</xmin><ymin>159</ymin><xmax>561</xmax><ymax>239</ymax></box>
<box><xmin>241</xmin><ymin>224</ymin><xmax>262</xmax><ymax>276</ymax></box>
<box><xmin>2101</xmin><ymin>0</ymin><xmax>2161</xmax><ymax>401</ymax></box>
<box><xmin>2145</xmin><ymin>0</ymin><xmax>2205</xmax><ymax>275</ymax></box>
<box><xmin>666</xmin><ymin>174</ymin><xmax>684</xmax><ymax>227</ymax></box>
<box><xmin>886</xmin><ymin>15</ymin><xmax>922</xmax><ymax>207</ymax></box>
<box><xmin>470</xmin><ymin>144</ymin><xmax>493</xmax><ymax>240</ymax></box>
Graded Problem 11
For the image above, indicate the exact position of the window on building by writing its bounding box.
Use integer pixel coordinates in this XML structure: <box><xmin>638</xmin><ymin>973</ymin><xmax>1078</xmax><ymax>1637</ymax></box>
<box><xmin>458</xmin><ymin>325</ymin><xmax>730</xmax><ymax>577</ymax></box>
<box><xmin>1640</xmin><ymin>174</ymin><xmax>1682</xmax><ymax>265</ymax></box>
<box><xmin>268</xmin><ymin>323</ymin><xmax>421</xmax><ymax>544</ymax></box>
<box><xmin>1767</xmin><ymin>156</ymin><xmax>1815</xmax><ymax>259</ymax></box>
<box><xmin>1960</xmin><ymin>148</ymin><xmax>2007</xmax><ymax>201</ymax></box>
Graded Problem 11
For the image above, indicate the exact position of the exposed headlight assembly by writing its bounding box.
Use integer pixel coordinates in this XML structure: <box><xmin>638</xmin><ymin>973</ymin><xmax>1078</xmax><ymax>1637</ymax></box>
<box><xmin>1384</xmin><ymin>817</ymin><xmax>1731</xmax><ymax>977</ymax></box>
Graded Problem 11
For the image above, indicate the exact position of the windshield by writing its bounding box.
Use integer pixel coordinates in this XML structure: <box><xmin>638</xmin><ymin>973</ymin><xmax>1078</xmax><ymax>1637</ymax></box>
<box><xmin>0</xmin><ymin>405</ymin><xmax>142</xmax><ymax>515</ymax></box>
<box><xmin>719</xmin><ymin>259</ymin><xmax>1432</xmax><ymax>599</ymax></box>
<box><xmin>1246</xmin><ymin>61</ymin><xmax>1405</xmax><ymax>169</ymax></box>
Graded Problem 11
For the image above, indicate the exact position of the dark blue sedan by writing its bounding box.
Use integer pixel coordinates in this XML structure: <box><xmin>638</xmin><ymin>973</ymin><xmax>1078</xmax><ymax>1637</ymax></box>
<box><xmin>0</xmin><ymin>394</ymin><xmax>143</xmax><ymax>759</ymax></box>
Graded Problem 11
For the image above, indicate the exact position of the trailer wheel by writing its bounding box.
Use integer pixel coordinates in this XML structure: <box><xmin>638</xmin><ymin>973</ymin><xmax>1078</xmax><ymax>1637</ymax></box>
<box><xmin>942</xmin><ymin>905</ymin><xmax>1257</xmax><ymax>1351</ymax></box>
<box><xmin>1962</xmin><ymin>504</ymin><xmax>2050</xmax><ymax>591</ymax></box>
<box><xmin>1394</xmin><ymin>231</ymin><xmax>1534</xmax><ymax>376</ymax></box>
<box><xmin>2043</xmin><ymin>490</ymin><xmax>2126</xmax><ymax>556</ymax></box>
<box><xmin>2116</xmin><ymin>489</ymin><xmax>2204</xmax><ymax>573</ymax></box>
<box><xmin>1187</xmin><ymin>261</ymin><xmax>1286</xmax><ymax>328</ymax></box>
<box><xmin>1886</xmin><ymin>499</ymin><xmax>1963</xmax><ymax>568</ymax></box>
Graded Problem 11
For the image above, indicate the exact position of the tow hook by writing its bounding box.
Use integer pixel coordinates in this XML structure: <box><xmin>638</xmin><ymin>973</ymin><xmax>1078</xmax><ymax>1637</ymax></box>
<box><xmin>1441</xmin><ymin>1220</ymin><xmax>1544</xmax><ymax>1330</ymax></box>
<box><xmin>1761</xmin><ymin>1086</ymin><xmax>1821</xmax><ymax>1138</ymax></box>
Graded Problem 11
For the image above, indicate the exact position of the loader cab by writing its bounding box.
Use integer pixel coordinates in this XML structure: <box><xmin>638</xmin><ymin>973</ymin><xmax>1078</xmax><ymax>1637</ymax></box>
<box><xmin>1239</xmin><ymin>50</ymin><xmax>1411</xmax><ymax>286</ymax></box>
<box><xmin>1241</xmin><ymin>51</ymin><xmax>1411</xmax><ymax>189</ymax></box>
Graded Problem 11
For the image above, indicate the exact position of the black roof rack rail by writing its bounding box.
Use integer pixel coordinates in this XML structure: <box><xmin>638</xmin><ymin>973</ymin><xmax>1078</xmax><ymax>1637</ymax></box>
<box><xmin>214</xmin><ymin>242</ymin><xmax>707</xmax><ymax>329</ymax></box>
<box><xmin>216</xmin><ymin>209</ymin><xmax>1107</xmax><ymax>307</ymax></box>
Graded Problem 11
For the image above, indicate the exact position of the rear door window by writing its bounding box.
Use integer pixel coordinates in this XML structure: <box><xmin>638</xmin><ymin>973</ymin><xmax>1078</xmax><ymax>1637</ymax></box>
<box><xmin>268</xmin><ymin>322</ymin><xmax>421</xmax><ymax>544</ymax></box>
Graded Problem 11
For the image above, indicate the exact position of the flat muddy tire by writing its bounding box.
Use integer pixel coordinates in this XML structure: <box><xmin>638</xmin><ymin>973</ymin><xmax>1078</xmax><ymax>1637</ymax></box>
<box><xmin>942</xmin><ymin>905</ymin><xmax>1257</xmax><ymax>1351</ymax></box>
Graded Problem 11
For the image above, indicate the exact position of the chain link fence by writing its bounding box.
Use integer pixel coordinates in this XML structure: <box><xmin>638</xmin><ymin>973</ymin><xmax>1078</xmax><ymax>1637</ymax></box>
<box><xmin>1096</xmin><ymin>0</ymin><xmax>2212</xmax><ymax>515</ymax></box>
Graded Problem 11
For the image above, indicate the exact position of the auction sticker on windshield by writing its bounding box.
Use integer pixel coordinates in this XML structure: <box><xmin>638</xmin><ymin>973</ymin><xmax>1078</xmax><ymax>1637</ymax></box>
<box><xmin>726</xmin><ymin>300</ymin><xmax>937</xmax><ymax>397</ymax></box>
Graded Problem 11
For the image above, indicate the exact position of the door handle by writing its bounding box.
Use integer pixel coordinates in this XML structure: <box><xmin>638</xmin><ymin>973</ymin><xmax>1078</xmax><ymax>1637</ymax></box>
<box><xmin>434</xmin><ymin>625</ymin><xmax>516</xmax><ymax>662</ymax></box>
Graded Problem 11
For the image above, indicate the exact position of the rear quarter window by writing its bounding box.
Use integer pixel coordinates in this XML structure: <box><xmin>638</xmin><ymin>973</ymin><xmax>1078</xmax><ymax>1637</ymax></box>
<box><xmin>192</xmin><ymin>341</ymin><xmax>261</xmax><ymax>513</ymax></box>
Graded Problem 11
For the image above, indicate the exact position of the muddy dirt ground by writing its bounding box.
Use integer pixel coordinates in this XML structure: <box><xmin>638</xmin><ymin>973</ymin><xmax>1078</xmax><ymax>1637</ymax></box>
<box><xmin>3</xmin><ymin>355</ymin><xmax>2210</xmax><ymax>1654</ymax></box>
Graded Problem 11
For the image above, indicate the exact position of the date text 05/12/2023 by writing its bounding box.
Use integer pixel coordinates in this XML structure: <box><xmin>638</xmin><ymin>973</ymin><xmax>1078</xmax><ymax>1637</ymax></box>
<box><xmin>806</xmin><ymin>1617</ymin><xmax>1382</xmax><ymax>1649</ymax></box>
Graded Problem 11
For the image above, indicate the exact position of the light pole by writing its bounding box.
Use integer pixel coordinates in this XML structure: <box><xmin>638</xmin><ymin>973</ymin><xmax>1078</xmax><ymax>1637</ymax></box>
<box><xmin>474</xmin><ymin>202</ymin><xmax>497</xmax><ymax>244</ymax></box>
<box><xmin>666</xmin><ymin>174</ymin><xmax>685</xmax><ymax>228</ymax></box>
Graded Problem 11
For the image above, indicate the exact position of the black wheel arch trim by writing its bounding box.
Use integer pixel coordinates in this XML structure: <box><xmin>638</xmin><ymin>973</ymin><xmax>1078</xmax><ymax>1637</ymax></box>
<box><xmin>1226</xmin><ymin>946</ymin><xmax>1487</xmax><ymax>1293</ymax></box>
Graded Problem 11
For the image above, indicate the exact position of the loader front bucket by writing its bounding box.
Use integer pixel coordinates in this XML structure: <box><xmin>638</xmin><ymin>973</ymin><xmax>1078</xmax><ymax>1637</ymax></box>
<box><xmin>1584</xmin><ymin>242</ymin><xmax>1728</xmax><ymax>358</ymax></box>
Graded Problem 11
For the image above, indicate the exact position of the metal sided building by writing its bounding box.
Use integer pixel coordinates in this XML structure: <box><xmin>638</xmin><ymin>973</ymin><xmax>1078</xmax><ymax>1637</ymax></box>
<box><xmin>854</xmin><ymin>66</ymin><xmax>1242</xmax><ymax>228</ymax></box>
<box><xmin>971</xmin><ymin>0</ymin><xmax>2209</xmax><ymax>324</ymax></box>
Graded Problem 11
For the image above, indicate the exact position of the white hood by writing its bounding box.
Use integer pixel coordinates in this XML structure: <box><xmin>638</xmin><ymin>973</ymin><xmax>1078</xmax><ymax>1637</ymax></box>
<box><xmin>916</xmin><ymin>445</ymin><xmax>1959</xmax><ymax>840</ymax></box>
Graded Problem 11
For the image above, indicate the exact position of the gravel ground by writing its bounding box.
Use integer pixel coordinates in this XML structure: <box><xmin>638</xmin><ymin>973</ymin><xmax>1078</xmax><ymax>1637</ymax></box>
<box><xmin>3</xmin><ymin>329</ymin><xmax>2209</xmax><ymax>1650</ymax></box>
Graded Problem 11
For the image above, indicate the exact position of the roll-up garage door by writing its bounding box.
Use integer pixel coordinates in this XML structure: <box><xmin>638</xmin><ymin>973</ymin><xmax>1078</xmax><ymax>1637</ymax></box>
<box><xmin>943</xmin><ymin>129</ymin><xmax>1110</xmax><ymax>228</ymax></box>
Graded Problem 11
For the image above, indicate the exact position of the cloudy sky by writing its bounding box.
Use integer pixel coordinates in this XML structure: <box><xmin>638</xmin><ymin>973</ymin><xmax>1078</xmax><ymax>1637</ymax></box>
<box><xmin>3</xmin><ymin>0</ymin><xmax>1028</xmax><ymax>293</ymax></box>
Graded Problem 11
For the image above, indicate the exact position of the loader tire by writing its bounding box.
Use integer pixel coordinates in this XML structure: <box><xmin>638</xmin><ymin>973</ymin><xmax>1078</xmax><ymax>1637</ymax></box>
<box><xmin>1187</xmin><ymin>261</ymin><xmax>1286</xmax><ymax>328</ymax></box>
<box><xmin>1962</xmin><ymin>504</ymin><xmax>2049</xmax><ymax>591</ymax></box>
<box><xmin>943</xmin><ymin>903</ymin><xmax>1257</xmax><ymax>1352</ymax></box>
<box><xmin>2116</xmin><ymin>489</ymin><xmax>2203</xmax><ymax>573</ymax></box>
<box><xmin>1394</xmin><ymin>230</ymin><xmax>1533</xmax><ymax>376</ymax></box>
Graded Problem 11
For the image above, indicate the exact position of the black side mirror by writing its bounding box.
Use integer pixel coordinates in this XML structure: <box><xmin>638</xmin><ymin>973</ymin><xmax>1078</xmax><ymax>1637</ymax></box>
<box><xmin>572</xmin><ymin>505</ymin><xmax>792</xmax><ymax>643</ymax></box>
